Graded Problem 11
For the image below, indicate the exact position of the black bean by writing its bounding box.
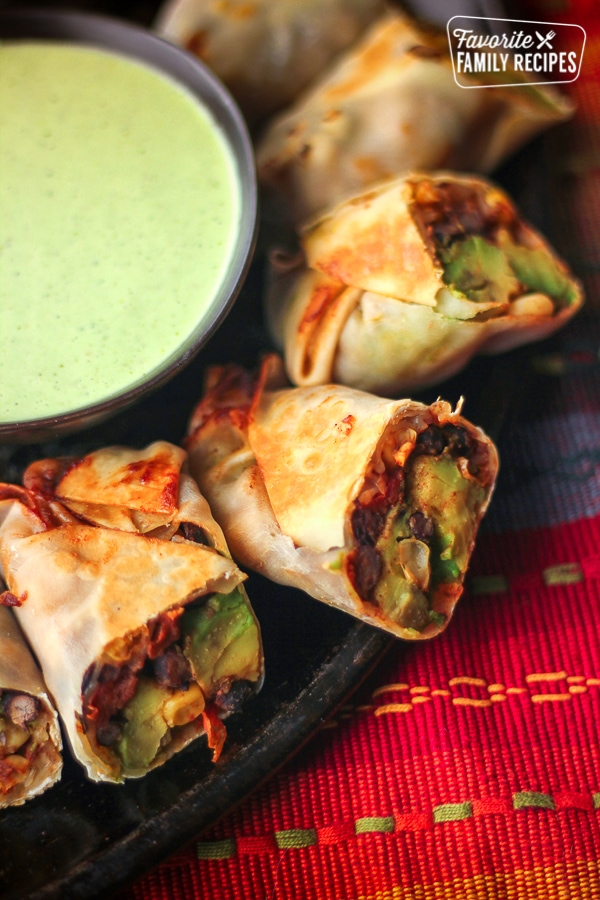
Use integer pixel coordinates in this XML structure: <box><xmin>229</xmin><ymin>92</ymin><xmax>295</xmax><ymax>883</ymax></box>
<box><xmin>215</xmin><ymin>680</ymin><xmax>254</xmax><ymax>713</ymax></box>
<box><xmin>181</xmin><ymin>523</ymin><xmax>211</xmax><ymax>546</ymax></box>
<box><xmin>351</xmin><ymin>504</ymin><xmax>385</xmax><ymax>545</ymax></box>
<box><xmin>416</xmin><ymin>425</ymin><xmax>447</xmax><ymax>456</ymax></box>
<box><xmin>408</xmin><ymin>511</ymin><xmax>435</xmax><ymax>543</ymax></box>
<box><xmin>351</xmin><ymin>544</ymin><xmax>383</xmax><ymax>598</ymax></box>
<box><xmin>443</xmin><ymin>424</ymin><xmax>471</xmax><ymax>457</ymax></box>
<box><xmin>96</xmin><ymin>720</ymin><xmax>123</xmax><ymax>747</ymax></box>
<box><xmin>153</xmin><ymin>646</ymin><xmax>193</xmax><ymax>691</ymax></box>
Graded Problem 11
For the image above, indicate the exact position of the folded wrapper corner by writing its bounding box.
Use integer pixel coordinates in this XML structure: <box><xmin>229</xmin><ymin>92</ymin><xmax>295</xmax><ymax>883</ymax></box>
<box><xmin>186</xmin><ymin>356</ymin><xmax>499</xmax><ymax>640</ymax></box>
<box><xmin>0</xmin><ymin>441</ymin><xmax>264</xmax><ymax>784</ymax></box>
<box><xmin>266</xmin><ymin>172</ymin><xmax>584</xmax><ymax>395</ymax></box>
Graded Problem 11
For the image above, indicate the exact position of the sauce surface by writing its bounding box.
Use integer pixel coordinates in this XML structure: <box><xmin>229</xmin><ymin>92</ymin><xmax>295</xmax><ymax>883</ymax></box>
<box><xmin>0</xmin><ymin>42</ymin><xmax>241</xmax><ymax>421</ymax></box>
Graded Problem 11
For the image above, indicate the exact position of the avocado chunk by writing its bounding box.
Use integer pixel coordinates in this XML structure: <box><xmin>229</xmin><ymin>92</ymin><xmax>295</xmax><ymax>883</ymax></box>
<box><xmin>501</xmin><ymin>239</ymin><xmax>579</xmax><ymax>309</ymax></box>
<box><xmin>440</xmin><ymin>235</ymin><xmax>520</xmax><ymax>306</ymax></box>
<box><xmin>407</xmin><ymin>455</ymin><xmax>486</xmax><ymax>584</ymax></box>
<box><xmin>180</xmin><ymin>587</ymin><xmax>262</xmax><ymax>697</ymax></box>
<box><xmin>368</xmin><ymin>453</ymin><xmax>486</xmax><ymax>631</ymax></box>
<box><xmin>372</xmin><ymin>510</ymin><xmax>428</xmax><ymax>630</ymax></box>
<box><xmin>116</xmin><ymin>678</ymin><xmax>170</xmax><ymax>772</ymax></box>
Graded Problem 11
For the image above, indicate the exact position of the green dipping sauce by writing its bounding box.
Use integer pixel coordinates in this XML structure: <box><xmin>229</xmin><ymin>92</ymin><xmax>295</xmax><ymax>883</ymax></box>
<box><xmin>0</xmin><ymin>42</ymin><xmax>242</xmax><ymax>421</ymax></box>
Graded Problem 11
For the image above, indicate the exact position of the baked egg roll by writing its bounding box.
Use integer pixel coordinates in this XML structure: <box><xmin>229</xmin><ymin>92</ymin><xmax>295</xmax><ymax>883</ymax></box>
<box><xmin>267</xmin><ymin>172</ymin><xmax>584</xmax><ymax>395</ymax></box>
<box><xmin>155</xmin><ymin>0</ymin><xmax>383</xmax><ymax>125</ymax></box>
<box><xmin>0</xmin><ymin>442</ymin><xmax>263</xmax><ymax>783</ymax></box>
<box><xmin>0</xmin><ymin>601</ymin><xmax>62</xmax><ymax>806</ymax></box>
<box><xmin>256</xmin><ymin>10</ymin><xmax>574</xmax><ymax>222</ymax></box>
<box><xmin>186</xmin><ymin>355</ymin><xmax>499</xmax><ymax>639</ymax></box>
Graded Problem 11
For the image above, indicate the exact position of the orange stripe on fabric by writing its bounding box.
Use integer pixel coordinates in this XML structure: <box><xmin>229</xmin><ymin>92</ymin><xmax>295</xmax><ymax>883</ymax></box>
<box><xmin>350</xmin><ymin>858</ymin><xmax>600</xmax><ymax>900</ymax></box>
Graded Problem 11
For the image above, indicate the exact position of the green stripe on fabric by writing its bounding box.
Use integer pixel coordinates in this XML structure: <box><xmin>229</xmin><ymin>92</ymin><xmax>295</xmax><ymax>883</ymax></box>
<box><xmin>197</xmin><ymin>839</ymin><xmax>236</xmax><ymax>860</ymax></box>
<box><xmin>274</xmin><ymin>828</ymin><xmax>317</xmax><ymax>850</ymax></box>
<box><xmin>433</xmin><ymin>802</ymin><xmax>473</xmax><ymax>823</ymax></box>
<box><xmin>355</xmin><ymin>816</ymin><xmax>395</xmax><ymax>834</ymax></box>
<box><xmin>470</xmin><ymin>575</ymin><xmax>509</xmax><ymax>595</ymax></box>
<box><xmin>513</xmin><ymin>792</ymin><xmax>556</xmax><ymax>810</ymax></box>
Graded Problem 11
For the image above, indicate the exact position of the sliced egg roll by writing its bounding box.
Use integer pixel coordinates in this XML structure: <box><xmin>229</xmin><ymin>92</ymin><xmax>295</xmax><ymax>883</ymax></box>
<box><xmin>0</xmin><ymin>602</ymin><xmax>62</xmax><ymax>806</ymax></box>
<box><xmin>256</xmin><ymin>11</ymin><xmax>573</xmax><ymax>223</ymax></box>
<box><xmin>186</xmin><ymin>355</ymin><xmax>498</xmax><ymax>640</ymax></box>
<box><xmin>0</xmin><ymin>442</ymin><xmax>263</xmax><ymax>783</ymax></box>
<box><xmin>155</xmin><ymin>0</ymin><xmax>383</xmax><ymax>125</ymax></box>
<box><xmin>267</xmin><ymin>172</ymin><xmax>583</xmax><ymax>395</ymax></box>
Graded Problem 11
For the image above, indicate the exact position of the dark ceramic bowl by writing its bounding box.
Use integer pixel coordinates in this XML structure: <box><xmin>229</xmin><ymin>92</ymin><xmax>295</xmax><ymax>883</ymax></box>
<box><xmin>0</xmin><ymin>8</ymin><xmax>257</xmax><ymax>444</ymax></box>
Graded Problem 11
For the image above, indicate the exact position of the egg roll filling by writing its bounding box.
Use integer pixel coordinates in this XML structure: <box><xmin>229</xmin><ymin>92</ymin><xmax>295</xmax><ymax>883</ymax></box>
<box><xmin>411</xmin><ymin>178</ymin><xmax>579</xmax><ymax>317</ymax></box>
<box><xmin>0</xmin><ymin>689</ymin><xmax>49</xmax><ymax>795</ymax></box>
<box><xmin>346</xmin><ymin>421</ymin><xmax>488</xmax><ymax>632</ymax></box>
<box><xmin>81</xmin><ymin>587</ymin><xmax>261</xmax><ymax>772</ymax></box>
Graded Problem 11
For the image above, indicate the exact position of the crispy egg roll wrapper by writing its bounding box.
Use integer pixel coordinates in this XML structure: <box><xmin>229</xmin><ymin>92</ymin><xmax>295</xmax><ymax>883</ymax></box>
<box><xmin>155</xmin><ymin>0</ymin><xmax>383</xmax><ymax>125</ymax></box>
<box><xmin>256</xmin><ymin>11</ymin><xmax>574</xmax><ymax>222</ymax></box>
<box><xmin>0</xmin><ymin>442</ymin><xmax>263</xmax><ymax>783</ymax></box>
<box><xmin>186</xmin><ymin>355</ymin><xmax>499</xmax><ymax>640</ymax></box>
<box><xmin>0</xmin><ymin>603</ymin><xmax>62</xmax><ymax>806</ymax></box>
<box><xmin>267</xmin><ymin>173</ymin><xmax>584</xmax><ymax>395</ymax></box>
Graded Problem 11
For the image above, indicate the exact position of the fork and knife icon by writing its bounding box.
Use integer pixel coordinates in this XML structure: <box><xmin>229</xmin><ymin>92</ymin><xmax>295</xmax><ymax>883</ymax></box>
<box><xmin>535</xmin><ymin>29</ymin><xmax>556</xmax><ymax>48</ymax></box>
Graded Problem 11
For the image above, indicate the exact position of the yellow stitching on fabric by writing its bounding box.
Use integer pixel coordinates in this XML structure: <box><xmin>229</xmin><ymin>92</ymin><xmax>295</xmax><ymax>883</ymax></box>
<box><xmin>531</xmin><ymin>694</ymin><xmax>571</xmax><ymax>704</ymax></box>
<box><xmin>372</xmin><ymin>683</ymin><xmax>409</xmax><ymax>698</ymax></box>
<box><xmin>374</xmin><ymin>703</ymin><xmax>413</xmax><ymax>716</ymax></box>
<box><xmin>452</xmin><ymin>697</ymin><xmax>493</xmax><ymax>708</ymax></box>
<box><xmin>449</xmin><ymin>676</ymin><xmax>488</xmax><ymax>687</ymax></box>
<box><xmin>344</xmin><ymin>670</ymin><xmax>600</xmax><ymax>727</ymax></box>
<box><xmin>543</xmin><ymin>563</ymin><xmax>583</xmax><ymax>586</ymax></box>
<box><xmin>526</xmin><ymin>671</ymin><xmax>568</xmax><ymax>683</ymax></box>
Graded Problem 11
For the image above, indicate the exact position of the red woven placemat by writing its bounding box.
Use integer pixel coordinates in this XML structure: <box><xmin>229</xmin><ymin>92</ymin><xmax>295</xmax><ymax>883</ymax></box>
<box><xmin>122</xmin><ymin>2</ymin><xmax>600</xmax><ymax>896</ymax></box>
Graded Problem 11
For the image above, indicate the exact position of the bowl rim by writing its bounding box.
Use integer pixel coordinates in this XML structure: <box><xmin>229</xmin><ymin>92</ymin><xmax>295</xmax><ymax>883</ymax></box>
<box><xmin>0</xmin><ymin>7</ymin><xmax>258</xmax><ymax>443</ymax></box>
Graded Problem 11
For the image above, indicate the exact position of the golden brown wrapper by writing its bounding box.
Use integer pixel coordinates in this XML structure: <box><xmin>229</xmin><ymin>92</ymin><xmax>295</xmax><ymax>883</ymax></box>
<box><xmin>0</xmin><ymin>603</ymin><xmax>62</xmax><ymax>807</ymax></box>
<box><xmin>256</xmin><ymin>11</ymin><xmax>574</xmax><ymax>222</ymax></box>
<box><xmin>186</xmin><ymin>355</ymin><xmax>499</xmax><ymax>640</ymax></box>
<box><xmin>154</xmin><ymin>0</ymin><xmax>383</xmax><ymax>125</ymax></box>
<box><xmin>266</xmin><ymin>173</ymin><xmax>584</xmax><ymax>395</ymax></box>
<box><xmin>0</xmin><ymin>442</ymin><xmax>263</xmax><ymax>783</ymax></box>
